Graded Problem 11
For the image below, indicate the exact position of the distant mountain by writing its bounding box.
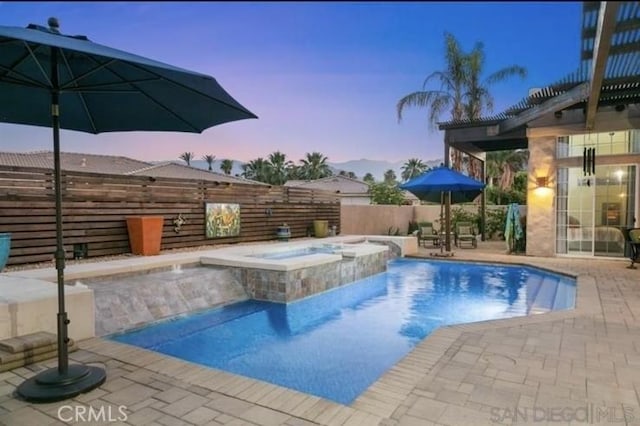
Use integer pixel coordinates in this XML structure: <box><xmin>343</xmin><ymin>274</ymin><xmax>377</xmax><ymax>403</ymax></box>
<box><xmin>154</xmin><ymin>158</ymin><xmax>443</xmax><ymax>181</ymax></box>
<box><xmin>328</xmin><ymin>159</ymin><xmax>443</xmax><ymax>181</ymax></box>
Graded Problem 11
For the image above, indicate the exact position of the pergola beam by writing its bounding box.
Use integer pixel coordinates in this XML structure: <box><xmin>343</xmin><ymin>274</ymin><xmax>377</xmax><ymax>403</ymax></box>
<box><xmin>498</xmin><ymin>82</ymin><xmax>589</xmax><ymax>134</ymax></box>
<box><xmin>586</xmin><ymin>1</ymin><xmax>620</xmax><ymax>130</ymax></box>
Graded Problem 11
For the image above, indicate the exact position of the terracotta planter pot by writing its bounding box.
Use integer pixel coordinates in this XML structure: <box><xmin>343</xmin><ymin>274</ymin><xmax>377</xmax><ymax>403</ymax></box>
<box><xmin>126</xmin><ymin>216</ymin><xmax>164</xmax><ymax>256</ymax></box>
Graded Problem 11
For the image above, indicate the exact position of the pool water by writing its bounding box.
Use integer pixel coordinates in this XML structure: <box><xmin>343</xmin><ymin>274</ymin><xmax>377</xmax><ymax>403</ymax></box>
<box><xmin>112</xmin><ymin>258</ymin><xmax>575</xmax><ymax>404</ymax></box>
<box><xmin>250</xmin><ymin>245</ymin><xmax>339</xmax><ymax>260</ymax></box>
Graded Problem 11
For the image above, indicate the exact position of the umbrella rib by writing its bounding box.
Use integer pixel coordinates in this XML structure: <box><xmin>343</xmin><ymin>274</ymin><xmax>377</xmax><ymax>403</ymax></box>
<box><xmin>128</xmin><ymin>82</ymin><xmax>201</xmax><ymax>132</ymax></box>
<box><xmin>0</xmin><ymin>65</ymin><xmax>49</xmax><ymax>88</ymax></box>
<box><xmin>58</xmin><ymin>57</ymin><xmax>118</xmax><ymax>90</ymax></box>
<box><xmin>0</xmin><ymin>45</ymin><xmax>50</xmax><ymax>88</ymax></box>
<box><xmin>62</xmin><ymin>79</ymin><xmax>163</xmax><ymax>91</ymax></box>
<box><xmin>23</xmin><ymin>42</ymin><xmax>53</xmax><ymax>87</ymax></box>
<box><xmin>96</xmin><ymin>61</ymin><xmax>202</xmax><ymax>132</ymax></box>
<box><xmin>124</xmin><ymin>60</ymin><xmax>255</xmax><ymax>117</ymax></box>
<box><xmin>58</xmin><ymin>50</ymin><xmax>98</xmax><ymax>133</ymax></box>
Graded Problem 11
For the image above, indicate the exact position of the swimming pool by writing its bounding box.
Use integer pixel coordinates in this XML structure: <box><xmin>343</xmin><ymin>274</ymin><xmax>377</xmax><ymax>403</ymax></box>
<box><xmin>112</xmin><ymin>258</ymin><xmax>576</xmax><ymax>404</ymax></box>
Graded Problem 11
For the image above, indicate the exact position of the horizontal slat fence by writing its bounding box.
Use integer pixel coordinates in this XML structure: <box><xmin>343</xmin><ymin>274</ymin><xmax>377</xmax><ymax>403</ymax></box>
<box><xmin>0</xmin><ymin>166</ymin><xmax>340</xmax><ymax>266</ymax></box>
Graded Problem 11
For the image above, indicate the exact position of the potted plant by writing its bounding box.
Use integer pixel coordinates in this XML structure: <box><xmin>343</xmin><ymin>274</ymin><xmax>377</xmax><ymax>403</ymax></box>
<box><xmin>276</xmin><ymin>223</ymin><xmax>291</xmax><ymax>241</ymax></box>
<box><xmin>126</xmin><ymin>216</ymin><xmax>164</xmax><ymax>255</ymax></box>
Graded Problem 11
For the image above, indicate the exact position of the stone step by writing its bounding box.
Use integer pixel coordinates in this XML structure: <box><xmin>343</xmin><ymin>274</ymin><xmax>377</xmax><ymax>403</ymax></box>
<box><xmin>0</xmin><ymin>332</ymin><xmax>78</xmax><ymax>372</ymax></box>
<box><xmin>0</xmin><ymin>331</ymin><xmax>57</xmax><ymax>353</ymax></box>
<box><xmin>0</xmin><ymin>340</ymin><xmax>76</xmax><ymax>364</ymax></box>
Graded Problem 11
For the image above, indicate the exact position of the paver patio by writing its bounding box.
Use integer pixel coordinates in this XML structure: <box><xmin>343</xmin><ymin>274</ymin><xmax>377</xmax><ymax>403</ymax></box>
<box><xmin>1</xmin><ymin>240</ymin><xmax>639</xmax><ymax>425</ymax></box>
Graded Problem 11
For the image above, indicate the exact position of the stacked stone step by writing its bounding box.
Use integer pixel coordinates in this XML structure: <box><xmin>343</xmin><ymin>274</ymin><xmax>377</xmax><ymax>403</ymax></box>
<box><xmin>0</xmin><ymin>332</ymin><xmax>77</xmax><ymax>372</ymax></box>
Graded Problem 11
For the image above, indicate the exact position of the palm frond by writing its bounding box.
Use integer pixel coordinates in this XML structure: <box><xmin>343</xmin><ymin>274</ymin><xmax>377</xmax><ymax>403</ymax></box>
<box><xmin>485</xmin><ymin>65</ymin><xmax>527</xmax><ymax>85</ymax></box>
<box><xmin>397</xmin><ymin>90</ymin><xmax>448</xmax><ymax>122</ymax></box>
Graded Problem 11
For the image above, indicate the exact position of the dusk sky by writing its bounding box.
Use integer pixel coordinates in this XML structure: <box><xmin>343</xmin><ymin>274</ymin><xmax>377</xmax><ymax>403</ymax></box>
<box><xmin>1</xmin><ymin>2</ymin><xmax>583</xmax><ymax>164</ymax></box>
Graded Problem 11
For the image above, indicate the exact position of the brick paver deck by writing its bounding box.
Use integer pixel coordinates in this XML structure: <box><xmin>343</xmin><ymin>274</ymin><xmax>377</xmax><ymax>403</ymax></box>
<box><xmin>1</xmin><ymin>241</ymin><xmax>639</xmax><ymax>425</ymax></box>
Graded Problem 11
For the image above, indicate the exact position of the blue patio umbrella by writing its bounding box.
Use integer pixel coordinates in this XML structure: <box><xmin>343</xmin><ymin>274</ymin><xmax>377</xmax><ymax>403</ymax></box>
<box><xmin>400</xmin><ymin>166</ymin><xmax>485</xmax><ymax>252</ymax></box>
<box><xmin>0</xmin><ymin>18</ymin><xmax>257</xmax><ymax>402</ymax></box>
<box><xmin>504</xmin><ymin>203</ymin><xmax>524</xmax><ymax>253</ymax></box>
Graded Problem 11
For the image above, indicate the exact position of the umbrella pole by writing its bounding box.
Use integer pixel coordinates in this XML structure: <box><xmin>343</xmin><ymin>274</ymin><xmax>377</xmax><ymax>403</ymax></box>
<box><xmin>52</xmin><ymin>82</ymin><xmax>69</xmax><ymax>374</ymax></box>
<box><xmin>440</xmin><ymin>192</ymin><xmax>444</xmax><ymax>254</ymax></box>
<box><xmin>17</xmin><ymin>43</ymin><xmax>106</xmax><ymax>403</ymax></box>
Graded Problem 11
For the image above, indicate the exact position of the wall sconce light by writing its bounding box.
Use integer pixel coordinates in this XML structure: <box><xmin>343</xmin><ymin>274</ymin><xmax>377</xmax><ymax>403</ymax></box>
<box><xmin>536</xmin><ymin>176</ymin><xmax>549</xmax><ymax>188</ymax></box>
<box><xmin>554</xmin><ymin>110</ymin><xmax>563</xmax><ymax>119</ymax></box>
<box><xmin>615</xmin><ymin>104</ymin><xmax>626</xmax><ymax>112</ymax></box>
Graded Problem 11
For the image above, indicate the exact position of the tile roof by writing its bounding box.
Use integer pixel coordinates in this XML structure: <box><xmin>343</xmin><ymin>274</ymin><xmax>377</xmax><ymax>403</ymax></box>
<box><xmin>0</xmin><ymin>151</ymin><xmax>149</xmax><ymax>174</ymax></box>
<box><xmin>284</xmin><ymin>175</ymin><xmax>370</xmax><ymax>194</ymax></box>
<box><xmin>127</xmin><ymin>162</ymin><xmax>267</xmax><ymax>185</ymax></box>
<box><xmin>0</xmin><ymin>151</ymin><xmax>264</xmax><ymax>185</ymax></box>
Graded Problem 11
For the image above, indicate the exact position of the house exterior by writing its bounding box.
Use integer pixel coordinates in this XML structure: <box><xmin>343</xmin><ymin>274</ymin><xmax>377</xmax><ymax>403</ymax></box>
<box><xmin>438</xmin><ymin>1</ymin><xmax>639</xmax><ymax>259</ymax></box>
<box><xmin>285</xmin><ymin>175</ymin><xmax>371</xmax><ymax>205</ymax></box>
<box><xmin>0</xmin><ymin>151</ymin><xmax>264</xmax><ymax>185</ymax></box>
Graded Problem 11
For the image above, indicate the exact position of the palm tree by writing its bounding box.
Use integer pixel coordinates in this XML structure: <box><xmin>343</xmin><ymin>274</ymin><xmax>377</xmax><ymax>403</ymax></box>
<box><xmin>397</xmin><ymin>32</ymin><xmax>526</xmax><ymax>172</ymax></box>
<box><xmin>299</xmin><ymin>152</ymin><xmax>332</xmax><ymax>180</ymax></box>
<box><xmin>287</xmin><ymin>164</ymin><xmax>302</xmax><ymax>180</ymax></box>
<box><xmin>267</xmin><ymin>151</ymin><xmax>293</xmax><ymax>185</ymax></box>
<box><xmin>202</xmin><ymin>154</ymin><xmax>215</xmax><ymax>171</ymax></box>
<box><xmin>241</xmin><ymin>158</ymin><xmax>270</xmax><ymax>183</ymax></box>
<box><xmin>338</xmin><ymin>170</ymin><xmax>357</xmax><ymax>179</ymax></box>
<box><xmin>383</xmin><ymin>169</ymin><xmax>397</xmax><ymax>184</ymax></box>
<box><xmin>363</xmin><ymin>173</ymin><xmax>375</xmax><ymax>183</ymax></box>
<box><xmin>179</xmin><ymin>152</ymin><xmax>194</xmax><ymax>166</ymax></box>
<box><xmin>220</xmin><ymin>159</ymin><xmax>234</xmax><ymax>175</ymax></box>
<box><xmin>486</xmin><ymin>150</ymin><xmax>528</xmax><ymax>190</ymax></box>
<box><xmin>397</xmin><ymin>32</ymin><xmax>466</xmax><ymax>130</ymax></box>
<box><xmin>401</xmin><ymin>158</ymin><xmax>428</xmax><ymax>181</ymax></box>
<box><xmin>464</xmin><ymin>42</ymin><xmax>526</xmax><ymax>121</ymax></box>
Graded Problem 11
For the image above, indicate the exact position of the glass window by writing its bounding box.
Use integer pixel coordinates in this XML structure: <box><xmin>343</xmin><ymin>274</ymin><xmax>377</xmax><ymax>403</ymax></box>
<box><xmin>556</xmin><ymin>130</ymin><xmax>640</xmax><ymax>158</ymax></box>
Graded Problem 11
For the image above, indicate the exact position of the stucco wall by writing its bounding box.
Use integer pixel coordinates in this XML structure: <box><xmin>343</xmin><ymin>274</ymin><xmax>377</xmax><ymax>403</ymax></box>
<box><xmin>341</xmin><ymin>204</ymin><xmax>512</xmax><ymax>236</ymax></box>
<box><xmin>341</xmin><ymin>205</ymin><xmax>416</xmax><ymax>235</ymax></box>
<box><xmin>527</xmin><ymin>136</ymin><xmax>557</xmax><ymax>257</ymax></box>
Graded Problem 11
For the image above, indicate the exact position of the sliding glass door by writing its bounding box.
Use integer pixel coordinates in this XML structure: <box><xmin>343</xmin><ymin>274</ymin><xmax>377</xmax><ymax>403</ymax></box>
<box><xmin>556</xmin><ymin>165</ymin><xmax>637</xmax><ymax>257</ymax></box>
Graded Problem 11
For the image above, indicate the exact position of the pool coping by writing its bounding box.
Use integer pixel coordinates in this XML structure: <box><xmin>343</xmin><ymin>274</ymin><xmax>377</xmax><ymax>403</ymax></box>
<box><xmin>66</xmin><ymin>255</ymin><xmax>598</xmax><ymax>425</ymax></box>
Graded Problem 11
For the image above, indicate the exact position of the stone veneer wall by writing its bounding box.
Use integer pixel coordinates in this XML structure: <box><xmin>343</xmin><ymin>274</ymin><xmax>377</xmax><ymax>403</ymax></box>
<box><xmin>86</xmin><ymin>265</ymin><xmax>248</xmax><ymax>336</ymax></box>
<box><xmin>231</xmin><ymin>250</ymin><xmax>388</xmax><ymax>303</ymax></box>
<box><xmin>527</xmin><ymin>135</ymin><xmax>557</xmax><ymax>257</ymax></box>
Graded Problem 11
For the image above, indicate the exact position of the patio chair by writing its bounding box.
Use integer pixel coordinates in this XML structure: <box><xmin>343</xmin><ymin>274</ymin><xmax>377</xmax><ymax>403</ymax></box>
<box><xmin>418</xmin><ymin>222</ymin><xmax>439</xmax><ymax>247</ymax></box>
<box><xmin>622</xmin><ymin>228</ymin><xmax>640</xmax><ymax>269</ymax></box>
<box><xmin>455</xmin><ymin>222</ymin><xmax>477</xmax><ymax>248</ymax></box>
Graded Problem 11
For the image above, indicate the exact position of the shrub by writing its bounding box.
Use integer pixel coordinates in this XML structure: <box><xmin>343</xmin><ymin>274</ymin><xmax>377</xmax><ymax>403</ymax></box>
<box><xmin>486</xmin><ymin>207</ymin><xmax>508</xmax><ymax>240</ymax></box>
<box><xmin>451</xmin><ymin>207</ymin><xmax>480</xmax><ymax>232</ymax></box>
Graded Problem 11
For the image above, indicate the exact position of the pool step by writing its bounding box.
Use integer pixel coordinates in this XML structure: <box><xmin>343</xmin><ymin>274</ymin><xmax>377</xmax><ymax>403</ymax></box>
<box><xmin>529</xmin><ymin>276</ymin><xmax>560</xmax><ymax>314</ymax></box>
<box><xmin>552</xmin><ymin>278</ymin><xmax>576</xmax><ymax>311</ymax></box>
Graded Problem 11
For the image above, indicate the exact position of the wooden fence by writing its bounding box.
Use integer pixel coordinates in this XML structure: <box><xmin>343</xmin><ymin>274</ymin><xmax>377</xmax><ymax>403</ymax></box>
<box><xmin>0</xmin><ymin>166</ymin><xmax>340</xmax><ymax>266</ymax></box>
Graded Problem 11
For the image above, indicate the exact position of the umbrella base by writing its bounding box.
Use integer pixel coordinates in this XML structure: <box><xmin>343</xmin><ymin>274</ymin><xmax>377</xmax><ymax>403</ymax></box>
<box><xmin>16</xmin><ymin>364</ymin><xmax>106</xmax><ymax>403</ymax></box>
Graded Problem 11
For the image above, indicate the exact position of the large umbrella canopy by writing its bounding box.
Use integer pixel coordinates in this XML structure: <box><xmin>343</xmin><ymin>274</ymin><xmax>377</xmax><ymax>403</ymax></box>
<box><xmin>400</xmin><ymin>166</ymin><xmax>485</xmax><ymax>253</ymax></box>
<box><xmin>0</xmin><ymin>18</ymin><xmax>256</xmax><ymax>403</ymax></box>
<box><xmin>400</xmin><ymin>166</ymin><xmax>485</xmax><ymax>204</ymax></box>
<box><xmin>0</xmin><ymin>22</ymin><xmax>257</xmax><ymax>132</ymax></box>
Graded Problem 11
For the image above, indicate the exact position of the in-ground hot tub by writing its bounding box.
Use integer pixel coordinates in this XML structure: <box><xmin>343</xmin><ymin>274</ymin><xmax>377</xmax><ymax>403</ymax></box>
<box><xmin>200</xmin><ymin>236</ymin><xmax>414</xmax><ymax>302</ymax></box>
